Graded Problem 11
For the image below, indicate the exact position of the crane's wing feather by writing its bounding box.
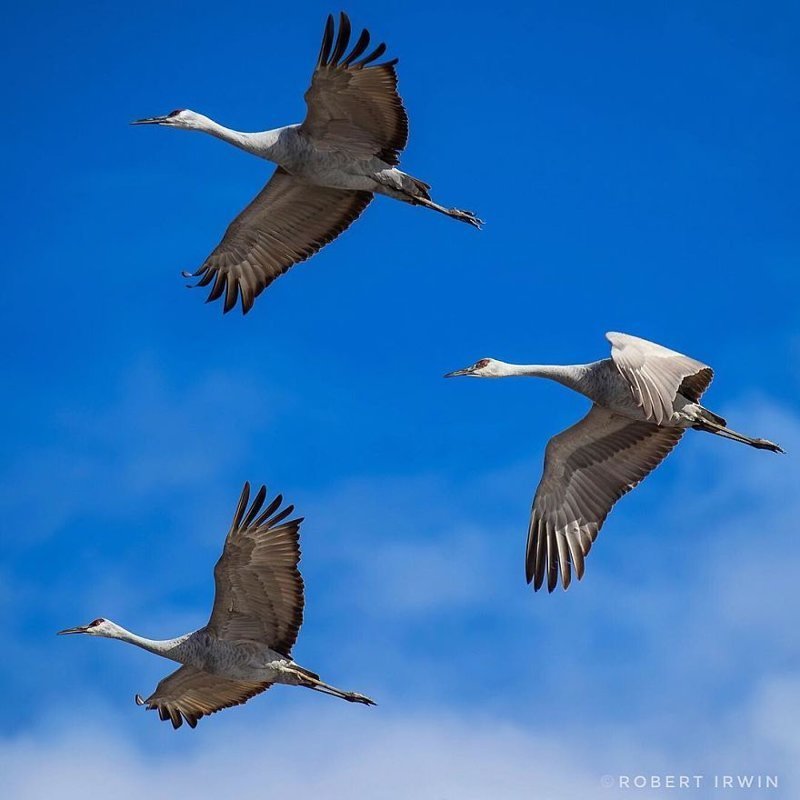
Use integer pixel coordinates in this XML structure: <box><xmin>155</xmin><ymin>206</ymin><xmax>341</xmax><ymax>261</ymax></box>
<box><xmin>135</xmin><ymin>665</ymin><xmax>271</xmax><ymax>729</ymax></box>
<box><xmin>527</xmin><ymin>405</ymin><xmax>684</xmax><ymax>592</ymax></box>
<box><xmin>184</xmin><ymin>167</ymin><xmax>372</xmax><ymax>314</ymax></box>
<box><xmin>606</xmin><ymin>332</ymin><xmax>714</xmax><ymax>425</ymax></box>
<box><xmin>300</xmin><ymin>13</ymin><xmax>408</xmax><ymax>164</ymax></box>
<box><xmin>207</xmin><ymin>483</ymin><xmax>304</xmax><ymax>655</ymax></box>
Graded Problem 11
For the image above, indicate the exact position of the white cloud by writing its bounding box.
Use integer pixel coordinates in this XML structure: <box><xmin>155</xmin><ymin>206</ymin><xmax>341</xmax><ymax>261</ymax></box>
<box><xmin>0</xmin><ymin>707</ymin><xmax>656</xmax><ymax>800</ymax></box>
<box><xmin>4</xmin><ymin>398</ymin><xmax>800</xmax><ymax>797</ymax></box>
<box><xmin>2</xmin><ymin>691</ymin><xmax>797</xmax><ymax>800</ymax></box>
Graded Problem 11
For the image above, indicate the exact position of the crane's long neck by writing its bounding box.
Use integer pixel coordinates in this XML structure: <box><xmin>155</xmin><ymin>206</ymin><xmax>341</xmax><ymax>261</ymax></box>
<box><xmin>106</xmin><ymin>625</ymin><xmax>195</xmax><ymax>664</ymax></box>
<box><xmin>496</xmin><ymin>362</ymin><xmax>594</xmax><ymax>393</ymax></box>
<box><xmin>192</xmin><ymin>114</ymin><xmax>284</xmax><ymax>160</ymax></box>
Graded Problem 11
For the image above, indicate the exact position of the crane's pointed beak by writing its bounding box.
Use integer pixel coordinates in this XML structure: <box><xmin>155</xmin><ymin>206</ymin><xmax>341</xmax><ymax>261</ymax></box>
<box><xmin>444</xmin><ymin>367</ymin><xmax>473</xmax><ymax>378</ymax></box>
<box><xmin>57</xmin><ymin>625</ymin><xmax>88</xmax><ymax>635</ymax></box>
<box><xmin>130</xmin><ymin>115</ymin><xmax>170</xmax><ymax>126</ymax></box>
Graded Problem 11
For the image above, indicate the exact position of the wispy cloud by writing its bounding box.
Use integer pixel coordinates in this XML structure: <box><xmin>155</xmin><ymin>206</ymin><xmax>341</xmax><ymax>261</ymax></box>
<box><xmin>4</xmin><ymin>398</ymin><xmax>799</xmax><ymax>797</ymax></box>
<box><xmin>2</xmin><ymin>689</ymin><xmax>797</xmax><ymax>800</ymax></box>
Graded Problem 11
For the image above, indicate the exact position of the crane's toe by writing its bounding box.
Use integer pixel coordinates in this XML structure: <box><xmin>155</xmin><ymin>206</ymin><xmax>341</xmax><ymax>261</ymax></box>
<box><xmin>451</xmin><ymin>208</ymin><xmax>483</xmax><ymax>229</ymax></box>
<box><xmin>349</xmin><ymin>691</ymin><xmax>377</xmax><ymax>706</ymax></box>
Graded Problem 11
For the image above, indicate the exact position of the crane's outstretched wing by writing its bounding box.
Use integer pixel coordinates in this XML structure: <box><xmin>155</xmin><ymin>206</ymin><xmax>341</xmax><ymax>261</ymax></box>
<box><xmin>607</xmin><ymin>332</ymin><xmax>714</xmax><ymax>425</ymax></box>
<box><xmin>300</xmin><ymin>13</ymin><xmax>408</xmax><ymax>165</ymax></box>
<box><xmin>183</xmin><ymin>168</ymin><xmax>372</xmax><ymax>314</ymax></box>
<box><xmin>527</xmin><ymin>405</ymin><xmax>683</xmax><ymax>592</ymax></box>
<box><xmin>206</xmin><ymin>483</ymin><xmax>304</xmax><ymax>655</ymax></box>
<box><xmin>135</xmin><ymin>665</ymin><xmax>271</xmax><ymax>729</ymax></box>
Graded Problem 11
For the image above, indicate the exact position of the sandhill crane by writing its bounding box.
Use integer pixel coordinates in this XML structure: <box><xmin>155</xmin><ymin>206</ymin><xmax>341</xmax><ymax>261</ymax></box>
<box><xmin>58</xmin><ymin>482</ymin><xmax>374</xmax><ymax>728</ymax></box>
<box><xmin>133</xmin><ymin>12</ymin><xmax>481</xmax><ymax>314</ymax></box>
<box><xmin>445</xmin><ymin>332</ymin><xmax>784</xmax><ymax>593</ymax></box>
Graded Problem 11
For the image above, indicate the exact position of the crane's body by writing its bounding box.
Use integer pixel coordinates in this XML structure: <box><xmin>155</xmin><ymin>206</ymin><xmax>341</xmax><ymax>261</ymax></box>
<box><xmin>89</xmin><ymin>624</ymin><xmax>312</xmax><ymax>684</ymax></box>
<box><xmin>133</xmin><ymin>13</ymin><xmax>480</xmax><ymax>314</ymax></box>
<box><xmin>164</xmin><ymin>633</ymin><xmax>298</xmax><ymax>683</ymax></box>
<box><xmin>446</xmin><ymin>333</ymin><xmax>784</xmax><ymax>593</ymax></box>
<box><xmin>59</xmin><ymin>483</ymin><xmax>374</xmax><ymax>728</ymax></box>
<box><xmin>174</xmin><ymin>115</ymin><xmax>431</xmax><ymax>199</ymax></box>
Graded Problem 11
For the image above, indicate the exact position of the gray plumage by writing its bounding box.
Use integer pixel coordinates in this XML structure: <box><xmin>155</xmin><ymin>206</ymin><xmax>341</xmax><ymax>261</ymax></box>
<box><xmin>132</xmin><ymin>12</ymin><xmax>481</xmax><ymax>315</ymax></box>
<box><xmin>58</xmin><ymin>482</ymin><xmax>375</xmax><ymax>729</ymax></box>
<box><xmin>445</xmin><ymin>332</ymin><xmax>784</xmax><ymax>593</ymax></box>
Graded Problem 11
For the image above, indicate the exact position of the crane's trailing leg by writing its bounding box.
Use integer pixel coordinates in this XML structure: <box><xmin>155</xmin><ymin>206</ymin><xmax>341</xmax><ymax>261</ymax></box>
<box><xmin>285</xmin><ymin>664</ymin><xmax>376</xmax><ymax>705</ymax></box>
<box><xmin>413</xmin><ymin>196</ymin><xmax>483</xmax><ymax>228</ymax></box>
<box><xmin>300</xmin><ymin>676</ymin><xmax>377</xmax><ymax>706</ymax></box>
<box><xmin>280</xmin><ymin>663</ymin><xmax>377</xmax><ymax>706</ymax></box>
<box><xmin>375</xmin><ymin>169</ymin><xmax>483</xmax><ymax>229</ymax></box>
<box><xmin>692</xmin><ymin>411</ymin><xmax>785</xmax><ymax>453</ymax></box>
<box><xmin>305</xmin><ymin>679</ymin><xmax>376</xmax><ymax>706</ymax></box>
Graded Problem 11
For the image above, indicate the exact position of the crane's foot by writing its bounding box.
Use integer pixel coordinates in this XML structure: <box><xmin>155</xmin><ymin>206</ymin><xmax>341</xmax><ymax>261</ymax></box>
<box><xmin>752</xmin><ymin>438</ymin><xmax>785</xmax><ymax>454</ymax></box>
<box><xmin>344</xmin><ymin>691</ymin><xmax>377</xmax><ymax>706</ymax></box>
<box><xmin>449</xmin><ymin>208</ymin><xmax>483</xmax><ymax>229</ymax></box>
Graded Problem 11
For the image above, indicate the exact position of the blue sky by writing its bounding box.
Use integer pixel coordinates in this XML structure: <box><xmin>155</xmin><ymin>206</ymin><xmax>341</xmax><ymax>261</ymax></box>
<box><xmin>2</xmin><ymin>1</ymin><xmax>799</xmax><ymax>797</ymax></box>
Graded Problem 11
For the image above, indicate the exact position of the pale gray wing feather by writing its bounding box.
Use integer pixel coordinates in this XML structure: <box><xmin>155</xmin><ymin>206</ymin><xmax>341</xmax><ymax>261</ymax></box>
<box><xmin>606</xmin><ymin>332</ymin><xmax>714</xmax><ymax>425</ymax></box>
<box><xmin>527</xmin><ymin>405</ymin><xmax>684</xmax><ymax>592</ymax></box>
<box><xmin>135</xmin><ymin>665</ymin><xmax>271</xmax><ymax>729</ymax></box>
<box><xmin>185</xmin><ymin>168</ymin><xmax>372</xmax><ymax>314</ymax></box>
<box><xmin>207</xmin><ymin>483</ymin><xmax>304</xmax><ymax>654</ymax></box>
<box><xmin>300</xmin><ymin>13</ymin><xmax>408</xmax><ymax>164</ymax></box>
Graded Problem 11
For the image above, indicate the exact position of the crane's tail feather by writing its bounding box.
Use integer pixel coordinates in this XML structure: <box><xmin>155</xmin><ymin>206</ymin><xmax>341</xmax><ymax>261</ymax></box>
<box><xmin>693</xmin><ymin>416</ymin><xmax>785</xmax><ymax>453</ymax></box>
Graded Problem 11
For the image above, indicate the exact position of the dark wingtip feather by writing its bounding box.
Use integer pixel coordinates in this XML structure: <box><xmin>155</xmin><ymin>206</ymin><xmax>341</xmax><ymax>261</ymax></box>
<box><xmin>356</xmin><ymin>41</ymin><xmax>387</xmax><ymax>67</ymax></box>
<box><xmin>342</xmin><ymin>27</ymin><xmax>370</xmax><ymax>66</ymax></box>
<box><xmin>232</xmin><ymin>482</ymin><xmax>251</xmax><ymax>530</ymax></box>
<box><xmin>318</xmin><ymin>14</ymin><xmax>335</xmax><ymax>66</ymax></box>
<box><xmin>533</xmin><ymin>546</ymin><xmax>546</xmax><ymax>591</ymax></box>
<box><xmin>525</xmin><ymin>560</ymin><xmax>534</xmax><ymax>585</ymax></box>
<box><xmin>265</xmin><ymin>504</ymin><xmax>294</xmax><ymax>528</ymax></box>
<box><xmin>241</xmin><ymin>292</ymin><xmax>254</xmax><ymax>315</ymax></box>
<box><xmin>196</xmin><ymin>269</ymin><xmax>214</xmax><ymax>288</ymax></box>
<box><xmin>207</xmin><ymin>272</ymin><xmax>227</xmax><ymax>303</ymax></box>
<box><xmin>223</xmin><ymin>279</ymin><xmax>239</xmax><ymax>314</ymax></box>
<box><xmin>329</xmin><ymin>12</ymin><xmax>351</xmax><ymax>65</ymax></box>
<box><xmin>547</xmin><ymin>557</ymin><xmax>559</xmax><ymax>592</ymax></box>
<box><xmin>241</xmin><ymin>485</ymin><xmax>268</xmax><ymax>528</ymax></box>
<box><xmin>573</xmin><ymin>558</ymin><xmax>585</xmax><ymax>582</ymax></box>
